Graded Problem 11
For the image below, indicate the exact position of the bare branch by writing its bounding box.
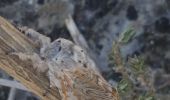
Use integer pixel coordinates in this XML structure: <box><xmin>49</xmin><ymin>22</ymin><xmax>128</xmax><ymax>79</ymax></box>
<box><xmin>7</xmin><ymin>88</ymin><xmax>16</xmax><ymax>100</ymax></box>
<box><xmin>65</xmin><ymin>15</ymin><xmax>89</xmax><ymax>51</ymax></box>
<box><xmin>0</xmin><ymin>16</ymin><xmax>61</xmax><ymax>100</ymax></box>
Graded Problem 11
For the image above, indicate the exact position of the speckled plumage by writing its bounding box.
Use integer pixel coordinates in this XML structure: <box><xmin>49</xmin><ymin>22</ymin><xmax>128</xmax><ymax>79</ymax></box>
<box><xmin>17</xmin><ymin>27</ymin><xmax>119</xmax><ymax>100</ymax></box>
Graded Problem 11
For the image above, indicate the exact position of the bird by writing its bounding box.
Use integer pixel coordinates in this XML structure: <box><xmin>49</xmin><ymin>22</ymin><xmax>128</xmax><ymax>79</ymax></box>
<box><xmin>17</xmin><ymin>27</ymin><xmax>119</xmax><ymax>100</ymax></box>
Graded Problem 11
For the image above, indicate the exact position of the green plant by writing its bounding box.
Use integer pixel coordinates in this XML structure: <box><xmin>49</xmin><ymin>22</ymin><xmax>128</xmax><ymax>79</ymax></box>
<box><xmin>109</xmin><ymin>28</ymin><xmax>155</xmax><ymax>100</ymax></box>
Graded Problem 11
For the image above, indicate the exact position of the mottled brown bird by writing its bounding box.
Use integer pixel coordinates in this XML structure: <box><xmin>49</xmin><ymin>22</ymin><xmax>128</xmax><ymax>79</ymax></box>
<box><xmin>17</xmin><ymin>27</ymin><xmax>119</xmax><ymax>100</ymax></box>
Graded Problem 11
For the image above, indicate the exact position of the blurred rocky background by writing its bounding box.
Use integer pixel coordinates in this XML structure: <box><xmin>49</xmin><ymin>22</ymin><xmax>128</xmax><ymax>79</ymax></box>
<box><xmin>0</xmin><ymin>0</ymin><xmax>170</xmax><ymax>100</ymax></box>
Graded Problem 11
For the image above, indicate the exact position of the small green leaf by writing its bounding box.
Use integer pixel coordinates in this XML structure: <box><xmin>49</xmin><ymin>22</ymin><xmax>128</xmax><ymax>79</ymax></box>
<box><xmin>145</xmin><ymin>96</ymin><xmax>154</xmax><ymax>100</ymax></box>
<box><xmin>118</xmin><ymin>79</ymin><xmax>129</xmax><ymax>93</ymax></box>
<box><xmin>138</xmin><ymin>93</ymin><xmax>154</xmax><ymax>100</ymax></box>
<box><xmin>119</xmin><ymin>28</ymin><xmax>136</xmax><ymax>44</ymax></box>
<box><xmin>119</xmin><ymin>82</ymin><xmax>128</xmax><ymax>90</ymax></box>
<box><xmin>129</xmin><ymin>56</ymin><xmax>145</xmax><ymax>73</ymax></box>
